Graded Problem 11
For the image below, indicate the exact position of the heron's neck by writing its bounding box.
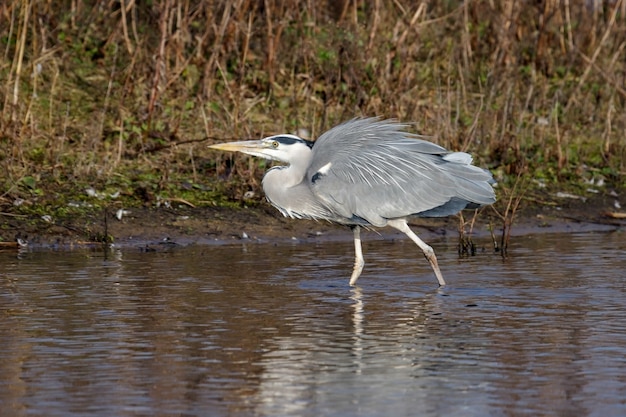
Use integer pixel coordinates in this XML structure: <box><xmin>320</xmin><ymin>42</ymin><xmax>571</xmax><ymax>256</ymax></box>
<box><xmin>274</xmin><ymin>152</ymin><xmax>312</xmax><ymax>187</ymax></box>
<box><xmin>262</xmin><ymin>152</ymin><xmax>317</xmax><ymax>219</ymax></box>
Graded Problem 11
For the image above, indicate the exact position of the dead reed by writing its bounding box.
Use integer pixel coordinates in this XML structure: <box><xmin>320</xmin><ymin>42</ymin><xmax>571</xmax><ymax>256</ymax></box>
<box><xmin>1</xmin><ymin>0</ymin><xmax>624</xmax><ymax>216</ymax></box>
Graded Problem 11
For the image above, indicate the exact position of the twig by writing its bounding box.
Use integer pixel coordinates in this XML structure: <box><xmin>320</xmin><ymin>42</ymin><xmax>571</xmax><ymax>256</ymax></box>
<box><xmin>565</xmin><ymin>0</ymin><xmax>623</xmax><ymax>111</ymax></box>
<box><xmin>12</xmin><ymin>0</ymin><xmax>30</xmax><ymax>109</ymax></box>
<box><xmin>457</xmin><ymin>209</ymin><xmax>480</xmax><ymax>256</ymax></box>
<box><xmin>489</xmin><ymin>221</ymin><xmax>498</xmax><ymax>253</ymax></box>
<box><xmin>119</xmin><ymin>0</ymin><xmax>135</xmax><ymax>54</ymax></box>
<box><xmin>101</xmin><ymin>43</ymin><xmax>118</xmax><ymax>168</ymax></box>
<box><xmin>0</xmin><ymin>212</ymin><xmax>28</xmax><ymax>218</ymax></box>
<box><xmin>164</xmin><ymin>197</ymin><xmax>196</xmax><ymax>208</ymax></box>
<box><xmin>367</xmin><ymin>0</ymin><xmax>381</xmax><ymax>53</ymax></box>
<box><xmin>148</xmin><ymin>0</ymin><xmax>172</xmax><ymax>120</ymax></box>
<box><xmin>553</xmin><ymin>100</ymin><xmax>565</xmax><ymax>170</ymax></box>
<box><xmin>264</xmin><ymin>0</ymin><xmax>274</xmax><ymax>84</ymax></box>
<box><xmin>573</xmin><ymin>46</ymin><xmax>626</xmax><ymax>100</ymax></box>
<box><xmin>603</xmin><ymin>93</ymin><xmax>614</xmax><ymax>155</ymax></box>
<box><xmin>490</xmin><ymin>172</ymin><xmax>529</xmax><ymax>257</ymax></box>
<box><xmin>202</xmin><ymin>1</ymin><xmax>233</xmax><ymax>97</ymax></box>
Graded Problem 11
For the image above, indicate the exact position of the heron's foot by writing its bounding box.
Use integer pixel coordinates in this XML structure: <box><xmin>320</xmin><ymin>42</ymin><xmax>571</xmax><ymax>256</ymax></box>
<box><xmin>349</xmin><ymin>259</ymin><xmax>365</xmax><ymax>286</ymax></box>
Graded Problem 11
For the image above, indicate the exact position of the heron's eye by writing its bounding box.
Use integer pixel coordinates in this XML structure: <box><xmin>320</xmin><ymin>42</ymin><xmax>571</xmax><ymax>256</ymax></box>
<box><xmin>271</xmin><ymin>140</ymin><xmax>279</xmax><ymax>148</ymax></box>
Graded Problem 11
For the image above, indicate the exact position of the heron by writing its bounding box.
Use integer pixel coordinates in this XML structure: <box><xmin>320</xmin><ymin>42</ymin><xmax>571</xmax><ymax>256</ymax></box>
<box><xmin>209</xmin><ymin>118</ymin><xmax>496</xmax><ymax>286</ymax></box>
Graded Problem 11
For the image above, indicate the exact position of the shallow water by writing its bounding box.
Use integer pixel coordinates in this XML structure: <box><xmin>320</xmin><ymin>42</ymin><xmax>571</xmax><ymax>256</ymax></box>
<box><xmin>1</xmin><ymin>231</ymin><xmax>625</xmax><ymax>417</ymax></box>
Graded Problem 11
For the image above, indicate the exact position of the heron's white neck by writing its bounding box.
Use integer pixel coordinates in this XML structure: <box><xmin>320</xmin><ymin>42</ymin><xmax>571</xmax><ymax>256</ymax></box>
<box><xmin>273</xmin><ymin>146</ymin><xmax>312</xmax><ymax>187</ymax></box>
<box><xmin>261</xmin><ymin>147</ymin><xmax>315</xmax><ymax>218</ymax></box>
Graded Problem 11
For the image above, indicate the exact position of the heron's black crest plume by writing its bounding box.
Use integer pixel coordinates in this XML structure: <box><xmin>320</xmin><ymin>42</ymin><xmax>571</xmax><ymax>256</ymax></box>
<box><xmin>272</xmin><ymin>135</ymin><xmax>315</xmax><ymax>149</ymax></box>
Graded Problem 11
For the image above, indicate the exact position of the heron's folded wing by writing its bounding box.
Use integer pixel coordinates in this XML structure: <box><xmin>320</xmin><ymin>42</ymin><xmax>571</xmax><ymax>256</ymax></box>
<box><xmin>306</xmin><ymin>119</ymin><xmax>495</xmax><ymax>227</ymax></box>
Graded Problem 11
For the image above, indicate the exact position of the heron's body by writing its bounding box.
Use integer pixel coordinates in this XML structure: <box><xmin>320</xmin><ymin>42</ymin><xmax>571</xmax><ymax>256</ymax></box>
<box><xmin>210</xmin><ymin>118</ymin><xmax>496</xmax><ymax>286</ymax></box>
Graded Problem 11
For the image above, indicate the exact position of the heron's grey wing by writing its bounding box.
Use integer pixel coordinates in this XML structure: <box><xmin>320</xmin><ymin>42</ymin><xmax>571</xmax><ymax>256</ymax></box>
<box><xmin>306</xmin><ymin>118</ymin><xmax>495</xmax><ymax>227</ymax></box>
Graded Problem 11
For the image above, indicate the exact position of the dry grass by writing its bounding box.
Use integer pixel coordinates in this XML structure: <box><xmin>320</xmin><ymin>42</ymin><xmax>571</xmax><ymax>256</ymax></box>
<box><xmin>1</xmin><ymin>0</ymin><xmax>625</xmax><ymax>212</ymax></box>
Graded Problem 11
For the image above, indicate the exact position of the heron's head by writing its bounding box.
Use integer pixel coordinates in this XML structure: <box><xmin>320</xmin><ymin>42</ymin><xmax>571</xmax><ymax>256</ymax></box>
<box><xmin>209</xmin><ymin>134</ymin><xmax>314</xmax><ymax>164</ymax></box>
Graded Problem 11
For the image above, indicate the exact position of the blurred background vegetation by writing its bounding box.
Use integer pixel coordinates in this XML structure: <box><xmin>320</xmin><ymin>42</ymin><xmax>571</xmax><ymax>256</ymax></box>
<box><xmin>1</xmin><ymin>0</ymin><xmax>624</xmax><ymax>222</ymax></box>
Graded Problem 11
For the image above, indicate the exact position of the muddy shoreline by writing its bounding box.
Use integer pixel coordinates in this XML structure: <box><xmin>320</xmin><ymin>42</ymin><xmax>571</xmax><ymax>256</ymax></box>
<box><xmin>2</xmin><ymin>193</ymin><xmax>623</xmax><ymax>251</ymax></box>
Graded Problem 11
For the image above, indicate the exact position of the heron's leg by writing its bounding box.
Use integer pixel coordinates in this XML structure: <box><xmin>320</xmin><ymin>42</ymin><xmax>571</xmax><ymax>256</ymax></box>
<box><xmin>349</xmin><ymin>226</ymin><xmax>365</xmax><ymax>286</ymax></box>
<box><xmin>387</xmin><ymin>219</ymin><xmax>446</xmax><ymax>286</ymax></box>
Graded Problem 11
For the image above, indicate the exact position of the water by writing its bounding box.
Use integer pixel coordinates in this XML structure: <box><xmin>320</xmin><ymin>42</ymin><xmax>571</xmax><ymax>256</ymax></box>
<box><xmin>1</xmin><ymin>231</ymin><xmax>625</xmax><ymax>416</ymax></box>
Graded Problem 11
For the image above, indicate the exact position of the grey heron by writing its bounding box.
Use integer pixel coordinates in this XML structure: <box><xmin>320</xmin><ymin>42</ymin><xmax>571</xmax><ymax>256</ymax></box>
<box><xmin>209</xmin><ymin>118</ymin><xmax>496</xmax><ymax>286</ymax></box>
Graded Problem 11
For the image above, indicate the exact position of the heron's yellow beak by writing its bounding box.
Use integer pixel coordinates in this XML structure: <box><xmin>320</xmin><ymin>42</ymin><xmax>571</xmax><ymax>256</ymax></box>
<box><xmin>208</xmin><ymin>140</ymin><xmax>265</xmax><ymax>152</ymax></box>
<box><xmin>209</xmin><ymin>140</ymin><xmax>275</xmax><ymax>159</ymax></box>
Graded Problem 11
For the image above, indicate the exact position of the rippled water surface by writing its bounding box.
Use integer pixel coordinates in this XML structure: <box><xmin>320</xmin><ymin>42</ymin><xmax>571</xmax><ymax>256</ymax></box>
<box><xmin>1</xmin><ymin>231</ymin><xmax>626</xmax><ymax>416</ymax></box>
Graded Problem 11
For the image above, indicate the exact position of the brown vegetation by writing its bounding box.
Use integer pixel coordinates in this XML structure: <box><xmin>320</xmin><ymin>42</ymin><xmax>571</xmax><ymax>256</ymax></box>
<box><xmin>0</xmin><ymin>0</ymin><xmax>625</xmax><ymax>240</ymax></box>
